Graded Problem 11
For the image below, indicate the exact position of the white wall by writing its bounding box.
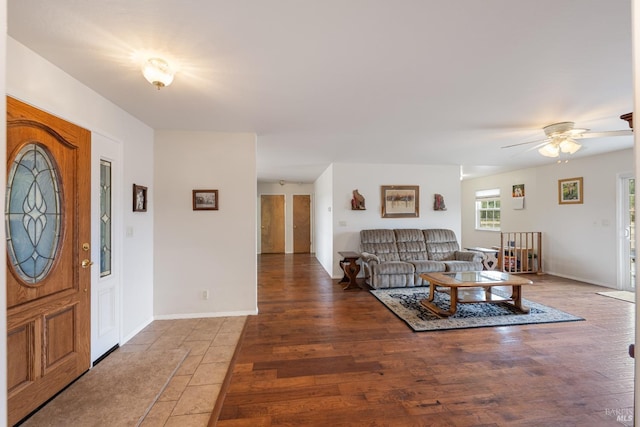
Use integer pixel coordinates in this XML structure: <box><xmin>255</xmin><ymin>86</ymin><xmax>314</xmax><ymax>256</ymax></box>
<box><xmin>154</xmin><ymin>131</ymin><xmax>257</xmax><ymax>317</ymax></box>
<box><xmin>6</xmin><ymin>37</ymin><xmax>156</xmax><ymax>342</ymax></box>
<box><xmin>462</xmin><ymin>168</ymin><xmax>540</xmax><ymax>249</ymax></box>
<box><xmin>327</xmin><ymin>162</ymin><xmax>463</xmax><ymax>278</ymax></box>
<box><xmin>462</xmin><ymin>149</ymin><xmax>634</xmax><ymax>287</ymax></box>
<box><xmin>256</xmin><ymin>182</ymin><xmax>315</xmax><ymax>253</ymax></box>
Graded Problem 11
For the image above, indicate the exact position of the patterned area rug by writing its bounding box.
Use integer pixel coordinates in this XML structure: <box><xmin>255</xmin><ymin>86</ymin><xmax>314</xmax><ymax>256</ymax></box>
<box><xmin>371</xmin><ymin>287</ymin><xmax>583</xmax><ymax>332</ymax></box>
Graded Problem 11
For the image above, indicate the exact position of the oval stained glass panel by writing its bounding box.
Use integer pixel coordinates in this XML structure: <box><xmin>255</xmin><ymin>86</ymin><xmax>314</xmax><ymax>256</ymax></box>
<box><xmin>6</xmin><ymin>143</ymin><xmax>62</xmax><ymax>284</ymax></box>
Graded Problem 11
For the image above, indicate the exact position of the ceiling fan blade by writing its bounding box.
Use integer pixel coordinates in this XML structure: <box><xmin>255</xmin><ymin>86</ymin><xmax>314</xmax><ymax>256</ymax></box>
<box><xmin>501</xmin><ymin>138</ymin><xmax>548</xmax><ymax>149</ymax></box>
<box><xmin>565</xmin><ymin>128</ymin><xmax>588</xmax><ymax>136</ymax></box>
<box><xmin>506</xmin><ymin>140</ymin><xmax>552</xmax><ymax>159</ymax></box>
<box><xmin>577</xmin><ymin>129</ymin><xmax>633</xmax><ymax>139</ymax></box>
<box><xmin>502</xmin><ymin>128</ymin><xmax>632</xmax><ymax>149</ymax></box>
<box><xmin>523</xmin><ymin>140</ymin><xmax>553</xmax><ymax>153</ymax></box>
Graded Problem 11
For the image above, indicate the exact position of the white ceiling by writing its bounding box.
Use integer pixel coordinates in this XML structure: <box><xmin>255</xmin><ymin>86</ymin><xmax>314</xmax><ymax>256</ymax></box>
<box><xmin>8</xmin><ymin>0</ymin><xmax>634</xmax><ymax>183</ymax></box>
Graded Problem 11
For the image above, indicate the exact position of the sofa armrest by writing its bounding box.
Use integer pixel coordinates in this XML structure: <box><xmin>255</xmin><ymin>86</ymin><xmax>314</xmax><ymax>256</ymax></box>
<box><xmin>360</xmin><ymin>251</ymin><xmax>380</xmax><ymax>265</ymax></box>
<box><xmin>454</xmin><ymin>250</ymin><xmax>483</xmax><ymax>263</ymax></box>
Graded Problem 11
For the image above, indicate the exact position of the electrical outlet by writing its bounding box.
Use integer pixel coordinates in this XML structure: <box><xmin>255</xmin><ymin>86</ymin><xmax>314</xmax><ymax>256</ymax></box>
<box><xmin>202</xmin><ymin>290</ymin><xmax>209</xmax><ymax>300</ymax></box>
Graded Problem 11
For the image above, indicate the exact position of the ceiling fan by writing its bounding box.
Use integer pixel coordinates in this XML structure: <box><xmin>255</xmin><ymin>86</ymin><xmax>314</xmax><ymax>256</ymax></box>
<box><xmin>501</xmin><ymin>121</ymin><xmax>633</xmax><ymax>158</ymax></box>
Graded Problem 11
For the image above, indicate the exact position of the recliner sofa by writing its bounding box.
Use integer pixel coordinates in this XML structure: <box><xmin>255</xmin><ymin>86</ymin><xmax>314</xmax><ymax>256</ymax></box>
<box><xmin>359</xmin><ymin>228</ymin><xmax>483</xmax><ymax>289</ymax></box>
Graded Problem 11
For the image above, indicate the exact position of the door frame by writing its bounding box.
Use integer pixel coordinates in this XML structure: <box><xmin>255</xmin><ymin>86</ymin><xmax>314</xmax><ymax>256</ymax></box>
<box><xmin>617</xmin><ymin>172</ymin><xmax>635</xmax><ymax>291</ymax></box>
<box><xmin>90</xmin><ymin>132</ymin><xmax>124</xmax><ymax>363</ymax></box>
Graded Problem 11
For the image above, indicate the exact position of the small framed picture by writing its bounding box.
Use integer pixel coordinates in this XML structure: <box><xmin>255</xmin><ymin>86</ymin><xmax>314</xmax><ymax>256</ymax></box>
<box><xmin>558</xmin><ymin>177</ymin><xmax>583</xmax><ymax>205</ymax></box>
<box><xmin>193</xmin><ymin>189</ymin><xmax>218</xmax><ymax>210</ymax></box>
<box><xmin>133</xmin><ymin>184</ymin><xmax>147</xmax><ymax>212</ymax></box>
<box><xmin>512</xmin><ymin>184</ymin><xmax>525</xmax><ymax>198</ymax></box>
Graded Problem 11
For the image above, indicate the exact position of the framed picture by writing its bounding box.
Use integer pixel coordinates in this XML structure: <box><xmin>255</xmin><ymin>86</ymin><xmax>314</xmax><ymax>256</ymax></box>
<box><xmin>381</xmin><ymin>185</ymin><xmax>419</xmax><ymax>218</ymax></box>
<box><xmin>133</xmin><ymin>184</ymin><xmax>147</xmax><ymax>212</ymax></box>
<box><xmin>558</xmin><ymin>177</ymin><xmax>583</xmax><ymax>205</ymax></box>
<box><xmin>193</xmin><ymin>189</ymin><xmax>219</xmax><ymax>210</ymax></box>
<box><xmin>512</xmin><ymin>184</ymin><xmax>525</xmax><ymax>198</ymax></box>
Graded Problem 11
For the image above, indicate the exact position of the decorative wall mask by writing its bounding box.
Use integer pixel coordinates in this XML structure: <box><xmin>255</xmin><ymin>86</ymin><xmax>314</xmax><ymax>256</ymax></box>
<box><xmin>434</xmin><ymin>194</ymin><xmax>446</xmax><ymax>211</ymax></box>
<box><xmin>351</xmin><ymin>189</ymin><xmax>366</xmax><ymax>210</ymax></box>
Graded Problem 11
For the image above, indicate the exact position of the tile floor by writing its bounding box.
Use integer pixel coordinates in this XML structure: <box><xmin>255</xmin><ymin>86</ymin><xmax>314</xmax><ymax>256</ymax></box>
<box><xmin>119</xmin><ymin>316</ymin><xmax>246</xmax><ymax>426</ymax></box>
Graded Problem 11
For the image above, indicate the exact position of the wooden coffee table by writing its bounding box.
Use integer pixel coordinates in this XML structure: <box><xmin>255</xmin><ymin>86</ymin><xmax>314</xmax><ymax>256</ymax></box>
<box><xmin>419</xmin><ymin>271</ymin><xmax>533</xmax><ymax>317</ymax></box>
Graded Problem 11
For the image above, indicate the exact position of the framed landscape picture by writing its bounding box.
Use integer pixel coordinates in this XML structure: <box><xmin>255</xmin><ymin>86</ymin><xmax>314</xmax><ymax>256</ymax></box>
<box><xmin>193</xmin><ymin>189</ymin><xmax>219</xmax><ymax>210</ymax></box>
<box><xmin>381</xmin><ymin>185</ymin><xmax>419</xmax><ymax>218</ymax></box>
<box><xmin>558</xmin><ymin>177</ymin><xmax>583</xmax><ymax>205</ymax></box>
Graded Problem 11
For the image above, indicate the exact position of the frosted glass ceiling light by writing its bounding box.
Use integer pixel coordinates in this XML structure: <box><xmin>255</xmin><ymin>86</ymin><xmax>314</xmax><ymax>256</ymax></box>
<box><xmin>558</xmin><ymin>138</ymin><xmax>581</xmax><ymax>154</ymax></box>
<box><xmin>538</xmin><ymin>143</ymin><xmax>559</xmax><ymax>158</ymax></box>
<box><xmin>142</xmin><ymin>58</ymin><xmax>174</xmax><ymax>89</ymax></box>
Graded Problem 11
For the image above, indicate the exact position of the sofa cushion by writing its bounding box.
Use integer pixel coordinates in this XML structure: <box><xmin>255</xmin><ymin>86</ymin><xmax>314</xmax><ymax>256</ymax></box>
<box><xmin>372</xmin><ymin>261</ymin><xmax>415</xmax><ymax>275</ymax></box>
<box><xmin>423</xmin><ymin>229</ymin><xmax>460</xmax><ymax>261</ymax></box>
<box><xmin>410</xmin><ymin>260</ymin><xmax>447</xmax><ymax>285</ymax></box>
<box><xmin>443</xmin><ymin>260</ymin><xmax>482</xmax><ymax>272</ymax></box>
<box><xmin>360</xmin><ymin>229</ymin><xmax>400</xmax><ymax>262</ymax></box>
<box><xmin>370</xmin><ymin>273</ymin><xmax>415</xmax><ymax>289</ymax></box>
<box><xmin>409</xmin><ymin>260</ymin><xmax>446</xmax><ymax>273</ymax></box>
<box><xmin>370</xmin><ymin>261</ymin><xmax>415</xmax><ymax>288</ymax></box>
<box><xmin>369</xmin><ymin>261</ymin><xmax>415</xmax><ymax>289</ymax></box>
<box><xmin>395</xmin><ymin>229</ymin><xmax>429</xmax><ymax>261</ymax></box>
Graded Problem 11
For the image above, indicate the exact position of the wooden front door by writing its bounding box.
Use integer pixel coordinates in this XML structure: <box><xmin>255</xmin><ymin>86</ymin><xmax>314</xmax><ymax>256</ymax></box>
<box><xmin>6</xmin><ymin>97</ymin><xmax>91</xmax><ymax>425</ymax></box>
<box><xmin>293</xmin><ymin>195</ymin><xmax>311</xmax><ymax>253</ymax></box>
<box><xmin>261</xmin><ymin>195</ymin><xmax>285</xmax><ymax>253</ymax></box>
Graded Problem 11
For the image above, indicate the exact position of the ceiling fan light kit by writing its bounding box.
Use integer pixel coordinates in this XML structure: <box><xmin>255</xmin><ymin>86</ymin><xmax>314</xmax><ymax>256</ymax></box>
<box><xmin>537</xmin><ymin>121</ymin><xmax>584</xmax><ymax>158</ymax></box>
<box><xmin>538</xmin><ymin>135</ymin><xmax>582</xmax><ymax>158</ymax></box>
<box><xmin>503</xmin><ymin>120</ymin><xmax>632</xmax><ymax>158</ymax></box>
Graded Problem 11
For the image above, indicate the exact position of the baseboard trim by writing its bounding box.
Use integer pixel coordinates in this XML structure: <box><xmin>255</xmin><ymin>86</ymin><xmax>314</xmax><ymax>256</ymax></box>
<box><xmin>154</xmin><ymin>310</ymin><xmax>257</xmax><ymax>320</ymax></box>
<box><xmin>542</xmin><ymin>271</ymin><xmax>615</xmax><ymax>288</ymax></box>
<box><xmin>121</xmin><ymin>316</ymin><xmax>154</xmax><ymax>345</ymax></box>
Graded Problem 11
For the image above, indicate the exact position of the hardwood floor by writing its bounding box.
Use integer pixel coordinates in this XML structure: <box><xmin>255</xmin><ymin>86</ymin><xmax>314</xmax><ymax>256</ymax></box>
<box><xmin>216</xmin><ymin>254</ymin><xmax>635</xmax><ymax>426</ymax></box>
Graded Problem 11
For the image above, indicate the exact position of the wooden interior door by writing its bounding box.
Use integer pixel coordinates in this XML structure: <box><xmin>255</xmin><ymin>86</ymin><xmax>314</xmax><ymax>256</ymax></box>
<box><xmin>6</xmin><ymin>97</ymin><xmax>91</xmax><ymax>425</ymax></box>
<box><xmin>293</xmin><ymin>195</ymin><xmax>311</xmax><ymax>253</ymax></box>
<box><xmin>261</xmin><ymin>195</ymin><xmax>285</xmax><ymax>253</ymax></box>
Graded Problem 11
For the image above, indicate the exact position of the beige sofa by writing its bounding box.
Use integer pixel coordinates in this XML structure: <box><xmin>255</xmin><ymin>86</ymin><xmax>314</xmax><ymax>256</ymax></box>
<box><xmin>359</xmin><ymin>229</ymin><xmax>483</xmax><ymax>289</ymax></box>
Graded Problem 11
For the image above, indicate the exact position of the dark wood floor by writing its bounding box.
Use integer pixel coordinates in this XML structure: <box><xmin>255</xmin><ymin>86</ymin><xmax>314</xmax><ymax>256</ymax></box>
<box><xmin>217</xmin><ymin>254</ymin><xmax>634</xmax><ymax>426</ymax></box>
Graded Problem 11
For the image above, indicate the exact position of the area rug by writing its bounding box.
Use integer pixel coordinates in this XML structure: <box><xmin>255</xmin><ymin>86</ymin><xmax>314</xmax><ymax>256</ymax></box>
<box><xmin>596</xmin><ymin>290</ymin><xmax>635</xmax><ymax>303</ymax></box>
<box><xmin>22</xmin><ymin>348</ymin><xmax>189</xmax><ymax>426</ymax></box>
<box><xmin>371</xmin><ymin>287</ymin><xmax>583</xmax><ymax>332</ymax></box>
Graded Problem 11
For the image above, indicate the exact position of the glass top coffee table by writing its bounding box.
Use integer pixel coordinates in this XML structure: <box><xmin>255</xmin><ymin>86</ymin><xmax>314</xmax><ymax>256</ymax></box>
<box><xmin>419</xmin><ymin>271</ymin><xmax>533</xmax><ymax>317</ymax></box>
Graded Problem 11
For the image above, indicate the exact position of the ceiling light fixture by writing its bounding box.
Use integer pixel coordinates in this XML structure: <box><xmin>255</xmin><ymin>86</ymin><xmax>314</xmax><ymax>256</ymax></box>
<box><xmin>142</xmin><ymin>57</ymin><xmax>174</xmax><ymax>89</ymax></box>
<box><xmin>537</xmin><ymin>122</ymin><xmax>585</xmax><ymax>158</ymax></box>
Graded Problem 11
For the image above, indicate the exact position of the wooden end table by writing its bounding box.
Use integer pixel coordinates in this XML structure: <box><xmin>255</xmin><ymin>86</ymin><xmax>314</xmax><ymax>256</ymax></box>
<box><xmin>419</xmin><ymin>271</ymin><xmax>533</xmax><ymax>317</ymax></box>
<box><xmin>338</xmin><ymin>251</ymin><xmax>361</xmax><ymax>290</ymax></box>
<box><xmin>465</xmin><ymin>247</ymin><xmax>499</xmax><ymax>270</ymax></box>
